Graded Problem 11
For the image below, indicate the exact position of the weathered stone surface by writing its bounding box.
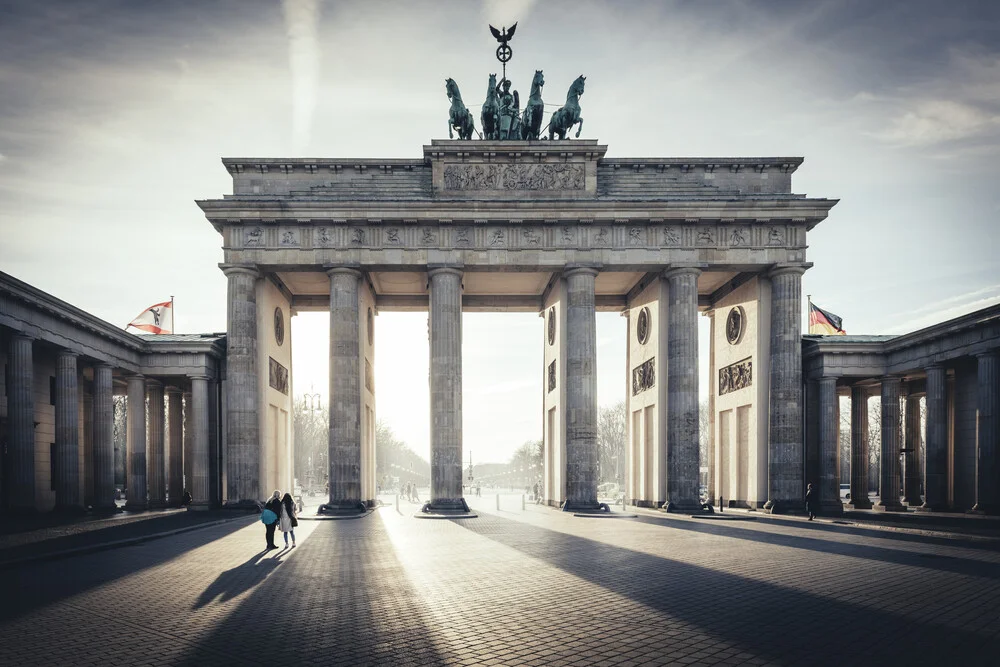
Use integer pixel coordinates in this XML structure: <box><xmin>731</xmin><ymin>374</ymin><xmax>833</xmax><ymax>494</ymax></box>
<box><xmin>327</xmin><ymin>268</ymin><xmax>363</xmax><ymax>510</ymax></box>
<box><xmin>874</xmin><ymin>377</ymin><xmax>905</xmax><ymax>512</ymax></box>
<box><xmin>922</xmin><ymin>366</ymin><xmax>948</xmax><ymax>510</ymax></box>
<box><xmin>54</xmin><ymin>351</ymin><xmax>80</xmax><ymax>510</ymax></box>
<box><xmin>564</xmin><ymin>267</ymin><xmax>599</xmax><ymax>510</ymax></box>
<box><xmin>190</xmin><ymin>375</ymin><xmax>210</xmax><ymax>508</ymax></box>
<box><xmin>182</xmin><ymin>390</ymin><xmax>193</xmax><ymax>495</ymax></box>
<box><xmin>765</xmin><ymin>265</ymin><xmax>805</xmax><ymax>513</ymax></box>
<box><xmin>663</xmin><ymin>267</ymin><xmax>701</xmax><ymax>512</ymax></box>
<box><xmin>125</xmin><ymin>375</ymin><xmax>147</xmax><ymax>510</ymax></box>
<box><xmin>846</xmin><ymin>384</ymin><xmax>872</xmax><ymax>510</ymax></box>
<box><xmin>428</xmin><ymin>267</ymin><xmax>466</xmax><ymax>511</ymax></box>
<box><xmin>7</xmin><ymin>335</ymin><xmax>35</xmax><ymax>511</ymax></box>
<box><xmin>224</xmin><ymin>266</ymin><xmax>260</xmax><ymax>505</ymax></box>
<box><xmin>166</xmin><ymin>386</ymin><xmax>183</xmax><ymax>506</ymax></box>
<box><xmin>903</xmin><ymin>394</ymin><xmax>922</xmax><ymax>506</ymax></box>
<box><xmin>973</xmin><ymin>352</ymin><xmax>999</xmax><ymax>513</ymax></box>
<box><xmin>146</xmin><ymin>380</ymin><xmax>166</xmax><ymax>509</ymax></box>
<box><xmin>92</xmin><ymin>364</ymin><xmax>115</xmax><ymax>509</ymax></box>
<box><xmin>818</xmin><ymin>376</ymin><xmax>843</xmax><ymax>514</ymax></box>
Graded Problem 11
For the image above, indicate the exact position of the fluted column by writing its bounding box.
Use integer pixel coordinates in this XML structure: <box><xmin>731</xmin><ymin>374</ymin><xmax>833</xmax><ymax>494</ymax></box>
<box><xmin>8</xmin><ymin>335</ymin><xmax>36</xmax><ymax>511</ymax></box>
<box><xmin>663</xmin><ymin>267</ymin><xmax>702</xmax><ymax>512</ymax></box>
<box><xmin>428</xmin><ymin>267</ymin><xmax>466</xmax><ymax>511</ymax></box>
<box><xmin>972</xmin><ymin>352</ymin><xmax>999</xmax><ymax>514</ymax></box>
<box><xmin>922</xmin><ymin>366</ymin><xmax>948</xmax><ymax>510</ymax></box>
<box><xmin>183</xmin><ymin>390</ymin><xmax>193</xmax><ymax>494</ymax></box>
<box><xmin>146</xmin><ymin>380</ymin><xmax>166</xmax><ymax>508</ymax></box>
<box><xmin>190</xmin><ymin>375</ymin><xmax>211</xmax><ymax>508</ymax></box>
<box><xmin>224</xmin><ymin>265</ymin><xmax>260</xmax><ymax>505</ymax></box>
<box><xmin>846</xmin><ymin>384</ymin><xmax>872</xmax><ymax>509</ymax></box>
<box><xmin>92</xmin><ymin>364</ymin><xmax>115</xmax><ymax>510</ymax></box>
<box><xmin>54</xmin><ymin>351</ymin><xmax>81</xmax><ymax>510</ymax></box>
<box><xmin>903</xmin><ymin>394</ymin><xmax>922</xmax><ymax>505</ymax></box>
<box><xmin>818</xmin><ymin>376</ymin><xmax>843</xmax><ymax>514</ymax></box>
<box><xmin>327</xmin><ymin>267</ymin><xmax>363</xmax><ymax>510</ymax></box>
<box><xmin>765</xmin><ymin>265</ymin><xmax>806</xmax><ymax>513</ymax></box>
<box><xmin>564</xmin><ymin>266</ymin><xmax>599</xmax><ymax>511</ymax></box>
<box><xmin>875</xmin><ymin>377</ymin><xmax>905</xmax><ymax>511</ymax></box>
<box><xmin>125</xmin><ymin>374</ymin><xmax>147</xmax><ymax>510</ymax></box>
<box><xmin>166</xmin><ymin>387</ymin><xmax>183</xmax><ymax>506</ymax></box>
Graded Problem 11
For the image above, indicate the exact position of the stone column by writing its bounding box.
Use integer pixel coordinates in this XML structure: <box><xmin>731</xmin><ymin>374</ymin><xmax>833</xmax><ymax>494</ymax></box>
<box><xmin>846</xmin><ymin>384</ymin><xmax>872</xmax><ymax>509</ymax></box>
<box><xmin>190</xmin><ymin>375</ymin><xmax>211</xmax><ymax>508</ymax></box>
<box><xmin>54</xmin><ymin>351</ymin><xmax>81</xmax><ymax>510</ymax></box>
<box><xmin>183</xmin><ymin>390</ymin><xmax>193</xmax><ymax>494</ymax></box>
<box><xmin>921</xmin><ymin>366</ymin><xmax>948</xmax><ymax>511</ymax></box>
<box><xmin>92</xmin><ymin>364</ymin><xmax>116</xmax><ymax>510</ymax></box>
<box><xmin>327</xmin><ymin>267</ymin><xmax>363</xmax><ymax>511</ymax></box>
<box><xmin>903</xmin><ymin>394</ymin><xmax>922</xmax><ymax>505</ymax></box>
<box><xmin>706</xmin><ymin>310</ymin><xmax>716</xmax><ymax>503</ymax></box>
<box><xmin>765</xmin><ymin>265</ymin><xmax>806</xmax><ymax>513</ymax></box>
<box><xmin>427</xmin><ymin>267</ymin><xmax>467</xmax><ymax>511</ymax></box>
<box><xmin>125</xmin><ymin>374</ymin><xmax>147</xmax><ymax>510</ymax></box>
<box><xmin>564</xmin><ymin>266</ymin><xmax>600</xmax><ymax>511</ymax></box>
<box><xmin>663</xmin><ymin>267</ymin><xmax>702</xmax><ymax>512</ymax></box>
<box><xmin>875</xmin><ymin>377</ymin><xmax>905</xmax><ymax>511</ymax></box>
<box><xmin>818</xmin><ymin>376</ymin><xmax>843</xmax><ymax>514</ymax></box>
<box><xmin>7</xmin><ymin>334</ymin><xmax>36</xmax><ymax>512</ymax></box>
<box><xmin>224</xmin><ymin>265</ymin><xmax>260</xmax><ymax>506</ymax></box>
<box><xmin>166</xmin><ymin>386</ymin><xmax>183</xmax><ymax>506</ymax></box>
<box><xmin>146</xmin><ymin>379</ymin><xmax>166</xmax><ymax>508</ymax></box>
<box><xmin>973</xmin><ymin>352</ymin><xmax>999</xmax><ymax>514</ymax></box>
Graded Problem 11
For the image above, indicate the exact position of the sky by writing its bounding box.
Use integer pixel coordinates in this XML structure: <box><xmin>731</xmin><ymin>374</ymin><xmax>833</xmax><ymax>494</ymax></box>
<box><xmin>1</xmin><ymin>0</ymin><xmax>998</xmax><ymax>464</ymax></box>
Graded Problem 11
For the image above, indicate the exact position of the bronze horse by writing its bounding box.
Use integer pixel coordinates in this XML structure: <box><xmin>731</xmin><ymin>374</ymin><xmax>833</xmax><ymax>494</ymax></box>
<box><xmin>445</xmin><ymin>78</ymin><xmax>474</xmax><ymax>140</ymax></box>
<box><xmin>520</xmin><ymin>70</ymin><xmax>545</xmax><ymax>140</ymax></box>
<box><xmin>548</xmin><ymin>75</ymin><xmax>585</xmax><ymax>140</ymax></box>
<box><xmin>481</xmin><ymin>73</ymin><xmax>500</xmax><ymax>141</ymax></box>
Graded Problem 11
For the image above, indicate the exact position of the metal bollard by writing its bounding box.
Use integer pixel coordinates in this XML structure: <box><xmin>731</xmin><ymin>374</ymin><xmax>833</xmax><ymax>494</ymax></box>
<box><xmin>496</xmin><ymin>493</ymin><xmax>500</xmax><ymax>511</ymax></box>
<box><xmin>522</xmin><ymin>494</ymin><xmax>526</xmax><ymax>511</ymax></box>
<box><xmin>396</xmin><ymin>494</ymin><xmax>400</xmax><ymax>513</ymax></box>
<box><xmin>719</xmin><ymin>495</ymin><xmax>724</xmax><ymax>513</ymax></box>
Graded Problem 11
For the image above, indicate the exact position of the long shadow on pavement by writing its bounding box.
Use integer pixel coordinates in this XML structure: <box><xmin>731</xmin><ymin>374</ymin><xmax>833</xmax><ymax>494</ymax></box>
<box><xmin>0</xmin><ymin>516</ymin><xmax>255</xmax><ymax>624</ymax></box>
<box><xmin>632</xmin><ymin>514</ymin><xmax>1000</xmax><ymax>581</ymax></box>
<box><xmin>193</xmin><ymin>549</ymin><xmax>288</xmax><ymax>609</ymax></box>
<box><xmin>454</xmin><ymin>513</ymin><xmax>999</xmax><ymax>666</ymax></box>
<box><xmin>179</xmin><ymin>513</ymin><xmax>448</xmax><ymax>666</ymax></box>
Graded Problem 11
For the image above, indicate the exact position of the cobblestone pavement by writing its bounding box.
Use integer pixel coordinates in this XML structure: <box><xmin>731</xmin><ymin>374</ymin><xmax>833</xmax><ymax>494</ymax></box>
<box><xmin>1</xmin><ymin>496</ymin><xmax>999</xmax><ymax>666</ymax></box>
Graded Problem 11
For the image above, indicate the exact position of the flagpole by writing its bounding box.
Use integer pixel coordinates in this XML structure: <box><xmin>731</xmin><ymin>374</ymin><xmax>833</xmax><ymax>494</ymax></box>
<box><xmin>170</xmin><ymin>295</ymin><xmax>175</xmax><ymax>334</ymax></box>
<box><xmin>806</xmin><ymin>294</ymin><xmax>812</xmax><ymax>335</ymax></box>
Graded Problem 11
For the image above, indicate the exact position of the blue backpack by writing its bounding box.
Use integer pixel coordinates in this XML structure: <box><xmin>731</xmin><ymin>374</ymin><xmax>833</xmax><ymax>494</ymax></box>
<box><xmin>260</xmin><ymin>508</ymin><xmax>277</xmax><ymax>525</ymax></box>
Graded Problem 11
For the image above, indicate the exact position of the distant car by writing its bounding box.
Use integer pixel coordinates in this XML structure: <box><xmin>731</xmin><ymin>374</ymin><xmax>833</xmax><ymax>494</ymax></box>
<box><xmin>597</xmin><ymin>482</ymin><xmax>620</xmax><ymax>499</ymax></box>
<box><xmin>840</xmin><ymin>484</ymin><xmax>850</xmax><ymax>500</ymax></box>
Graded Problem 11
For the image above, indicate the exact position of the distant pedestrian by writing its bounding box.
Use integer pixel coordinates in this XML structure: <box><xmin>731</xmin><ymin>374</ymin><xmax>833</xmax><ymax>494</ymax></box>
<box><xmin>263</xmin><ymin>490</ymin><xmax>282</xmax><ymax>549</ymax></box>
<box><xmin>532</xmin><ymin>482</ymin><xmax>539</xmax><ymax>500</ymax></box>
<box><xmin>805</xmin><ymin>483</ymin><xmax>818</xmax><ymax>520</ymax></box>
<box><xmin>279</xmin><ymin>492</ymin><xmax>298</xmax><ymax>548</ymax></box>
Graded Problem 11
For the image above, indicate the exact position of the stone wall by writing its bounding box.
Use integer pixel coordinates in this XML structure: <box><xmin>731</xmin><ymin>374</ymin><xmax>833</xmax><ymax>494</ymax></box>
<box><xmin>542</xmin><ymin>280</ymin><xmax>567</xmax><ymax>505</ymax></box>
<box><xmin>953</xmin><ymin>360</ymin><xmax>978</xmax><ymax>510</ymax></box>
<box><xmin>625</xmin><ymin>278</ymin><xmax>664</xmax><ymax>506</ymax></box>
<box><xmin>359</xmin><ymin>278</ymin><xmax>376</xmax><ymax>504</ymax></box>
<box><xmin>257</xmin><ymin>279</ymin><xmax>293</xmax><ymax>496</ymax></box>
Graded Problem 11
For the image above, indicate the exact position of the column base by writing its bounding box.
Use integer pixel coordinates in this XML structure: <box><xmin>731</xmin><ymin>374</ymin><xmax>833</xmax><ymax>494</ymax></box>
<box><xmin>915</xmin><ymin>503</ymin><xmax>948</xmax><ymax>512</ymax></box>
<box><xmin>763</xmin><ymin>500</ymin><xmax>806</xmax><ymax>515</ymax></box>
<box><xmin>662</xmin><ymin>500</ymin><xmax>711</xmax><ymax>514</ymax></box>
<box><xmin>818</xmin><ymin>501</ymin><xmax>844</xmax><ymax>515</ymax></box>
<box><xmin>318</xmin><ymin>500</ymin><xmax>368</xmax><ymax>515</ymax></box>
<box><xmin>844</xmin><ymin>500</ymin><xmax>873</xmax><ymax>510</ymax></box>
<box><xmin>873</xmin><ymin>501</ymin><xmax>908</xmax><ymax>512</ymax></box>
<box><xmin>969</xmin><ymin>504</ymin><xmax>1000</xmax><ymax>516</ymax></box>
<box><xmin>561</xmin><ymin>499</ymin><xmax>604</xmax><ymax>512</ymax></box>
<box><xmin>124</xmin><ymin>501</ymin><xmax>148</xmax><ymax>512</ymax></box>
<box><xmin>148</xmin><ymin>500</ymin><xmax>168</xmax><ymax>510</ymax></box>
<box><xmin>186</xmin><ymin>502</ymin><xmax>210</xmax><ymax>511</ymax></box>
<box><xmin>422</xmin><ymin>498</ymin><xmax>471</xmax><ymax>513</ymax></box>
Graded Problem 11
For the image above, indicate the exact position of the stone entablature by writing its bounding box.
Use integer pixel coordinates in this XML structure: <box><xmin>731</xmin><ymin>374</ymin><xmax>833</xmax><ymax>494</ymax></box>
<box><xmin>802</xmin><ymin>304</ymin><xmax>1000</xmax><ymax>379</ymax></box>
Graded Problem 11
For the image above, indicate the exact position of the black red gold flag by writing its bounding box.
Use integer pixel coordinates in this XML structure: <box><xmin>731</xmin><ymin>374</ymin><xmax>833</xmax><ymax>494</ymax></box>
<box><xmin>809</xmin><ymin>302</ymin><xmax>845</xmax><ymax>335</ymax></box>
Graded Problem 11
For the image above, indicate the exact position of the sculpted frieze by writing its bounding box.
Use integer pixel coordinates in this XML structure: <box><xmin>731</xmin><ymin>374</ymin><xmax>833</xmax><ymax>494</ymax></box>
<box><xmin>719</xmin><ymin>357</ymin><xmax>752</xmax><ymax>396</ymax></box>
<box><xmin>442</xmin><ymin>163</ymin><xmax>584</xmax><ymax>190</ymax></box>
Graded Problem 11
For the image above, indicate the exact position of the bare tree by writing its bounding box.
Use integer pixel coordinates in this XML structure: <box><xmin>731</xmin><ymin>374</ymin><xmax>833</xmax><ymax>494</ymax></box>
<box><xmin>292</xmin><ymin>395</ymin><xmax>328</xmax><ymax>494</ymax></box>
<box><xmin>598</xmin><ymin>401</ymin><xmax>626</xmax><ymax>485</ymax></box>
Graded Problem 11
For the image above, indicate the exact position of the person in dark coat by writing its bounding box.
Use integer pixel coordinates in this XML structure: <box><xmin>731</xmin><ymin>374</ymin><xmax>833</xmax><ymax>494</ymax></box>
<box><xmin>264</xmin><ymin>490</ymin><xmax>282</xmax><ymax>549</ymax></box>
<box><xmin>279</xmin><ymin>492</ymin><xmax>299</xmax><ymax>548</ymax></box>
<box><xmin>805</xmin><ymin>483</ymin><xmax>819</xmax><ymax>520</ymax></box>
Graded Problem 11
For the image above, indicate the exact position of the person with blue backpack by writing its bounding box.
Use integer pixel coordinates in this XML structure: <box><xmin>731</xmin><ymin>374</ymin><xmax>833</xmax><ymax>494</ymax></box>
<box><xmin>261</xmin><ymin>490</ymin><xmax>282</xmax><ymax>549</ymax></box>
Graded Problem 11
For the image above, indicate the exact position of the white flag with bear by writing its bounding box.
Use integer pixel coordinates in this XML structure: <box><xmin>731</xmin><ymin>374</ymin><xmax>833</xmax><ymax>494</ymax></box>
<box><xmin>127</xmin><ymin>300</ymin><xmax>173</xmax><ymax>334</ymax></box>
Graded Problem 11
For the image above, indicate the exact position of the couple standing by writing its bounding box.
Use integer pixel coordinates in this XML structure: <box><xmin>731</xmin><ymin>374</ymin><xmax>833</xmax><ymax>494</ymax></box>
<box><xmin>263</xmin><ymin>491</ymin><xmax>298</xmax><ymax>549</ymax></box>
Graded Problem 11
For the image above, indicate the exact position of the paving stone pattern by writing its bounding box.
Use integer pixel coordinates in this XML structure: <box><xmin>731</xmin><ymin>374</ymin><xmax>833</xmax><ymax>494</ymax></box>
<box><xmin>1</xmin><ymin>496</ymin><xmax>999</xmax><ymax>666</ymax></box>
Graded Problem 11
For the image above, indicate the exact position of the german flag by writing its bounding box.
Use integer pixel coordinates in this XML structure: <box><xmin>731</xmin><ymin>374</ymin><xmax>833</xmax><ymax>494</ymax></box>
<box><xmin>809</xmin><ymin>302</ymin><xmax>846</xmax><ymax>335</ymax></box>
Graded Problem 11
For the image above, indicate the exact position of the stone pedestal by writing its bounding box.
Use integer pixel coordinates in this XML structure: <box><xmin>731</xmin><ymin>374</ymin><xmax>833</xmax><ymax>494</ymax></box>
<box><xmin>972</xmin><ymin>352</ymin><xmax>999</xmax><ymax>514</ymax></box>
<box><xmin>427</xmin><ymin>267</ymin><xmax>468</xmax><ymax>512</ymax></box>
<box><xmin>663</xmin><ymin>267</ymin><xmax>702</xmax><ymax>512</ymax></box>
<box><xmin>903</xmin><ymin>394</ymin><xmax>922</xmax><ymax>506</ymax></box>
<box><xmin>874</xmin><ymin>377</ymin><xmax>906</xmax><ymax>512</ymax></box>
<box><xmin>166</xmin><ymin>387</ymin><xmax>183</xmax><ymax>506</ymax></box>
<box><xmin>146</xmin><ymin>380</ymin><xmax>166</xmax><ymax>509</ymax></box>
<box><xmin>921</xmin><ymin>365</ymin><xmax>948</xmax><ymax>511</ymax></box>
<box><xmin>7</xmin><ymin>335</ymin><xmax>36</xmax><ymax>512</ymax></box>
<box><xmin>765</xmin><ymin>265</ymin><xmax>805</xmax><ymax>513</ymax></box>
<box><xmin>224</xmin><ymin>265</ymin><xmax>260</xmax><ymax>506</ymax></box>
<box><xmin>846</xmin><ymin>384</ymin><xmax>872</xmax><ymax>510</ymax></box>
<box><xmin>818</xmin><ymin>376</ymin><xmax>843</xmax><ymax>514</ymax></box>
<box><xmin>54</xmin><ymin>351</ymin><xmax>81</xmax><ymax>511</ymax></box>
<box><xmin>327</xmin><ymin>268</ymin><xmax>365</xmax><ymax>512</ymax></box>
<box><xmin>125</xmin><ymin>374</ymin><xmax>148</xmax><ymax>511</ymax></box>
<box><xmin>92</xmin><ymin>364</ymin><xmax>116</xmax><ymax>510</ymax></box>
<box><xmin>563</xmin><ymin>267</ymin><xmax>600</xmax><ymax>511</ymax></box>
<box><xmin>189</xmin><ymin>375</ymin><xmax>211</xmax><ymax>509</ymax></box>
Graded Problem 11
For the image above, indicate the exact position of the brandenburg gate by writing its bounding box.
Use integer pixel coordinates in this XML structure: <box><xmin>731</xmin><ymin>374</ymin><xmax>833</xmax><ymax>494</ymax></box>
<box><xmin>197</xmin><ymin>138</ymin><xmax>837</xmax><ymax>514</ymax></box>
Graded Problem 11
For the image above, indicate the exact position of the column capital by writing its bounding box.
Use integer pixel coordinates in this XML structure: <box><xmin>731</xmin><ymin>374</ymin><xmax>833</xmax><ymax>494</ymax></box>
<box><xmin>562</xmin><ymin>265</ymin><xmax>600</xmax><ymax>279</ymax></box>
<box><xmin>767</xmin><ymin>262</ymin><xmax>811</xmax><ymax>279</ymax></box>
<box><xmin>879</xmin><ymin>375</ymin><xmax>903</xmax><ymax>385</ymax></box>
<box><xmin>93</xmin><ymin>362</ymin><xmax>113</xmax><ymax>370</ymax></box>
<box><xmin>325</xmin><ymin>264</ymin><xmax>363</xmax><ymax>278</ymax></box>
<box><xmin>127</xmin><ymin>373</ymin><xmax>145</xmax><ymax>381</ymax></box>
<box><xmin>164</xmin><ymin>384</ymin><xmax>183</xmax><ymax>396</ymax></box>
<box><xmin>220</xmin><ymin>263</ymin><xmax>260</xmax><ymax>279</ymax></box>
<box><xmin>819</xmin><ymin>375</ymin><xmax>839</xmax><ymax>385</ymax></box>
<box><xmin>662</xmin><ymin>264</ymin><xmax>705</xmax><ymax>280</ymax></box>
<box><xmin>976</xmin><ymin>350</ymin><xmax>1000</xmax><ymax>360</ymax></box>
<box><xmin>56</xmin><ymin>349</ymin><xmax>79</xmax><ymax>359</ymax></box>
<box><xmin>145</xmin><ymin>378</ymin><xmax>163</xmax><ymax>389</ymax></box>
<box><xmin>188</xmin><ymin>374</ymin><xmax>211</xmax><ymax>382</ymax></box>
<box><xmin>10</xmin><ymin>332</ymin><xmax>36</xmax><ymax>342</ymax></box>
<box><xmin>427</xmin><ymin>266</ymin><xmax>464</xmax><ymax>279</ymax></box>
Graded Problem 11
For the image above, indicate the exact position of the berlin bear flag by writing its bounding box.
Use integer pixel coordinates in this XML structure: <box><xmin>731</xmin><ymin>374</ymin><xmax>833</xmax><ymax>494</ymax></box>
<box><xmin>127</xmin><ymin>300</ymin><xmax>173</xmax><ymax>334</ymax></box>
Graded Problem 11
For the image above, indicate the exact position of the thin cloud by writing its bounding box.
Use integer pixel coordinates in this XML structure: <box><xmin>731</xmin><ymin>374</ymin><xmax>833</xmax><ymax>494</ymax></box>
<box><xmin>282</xmin><ymin>0</ymin><xmax>320</xmax><ymax>153</ymax></box>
